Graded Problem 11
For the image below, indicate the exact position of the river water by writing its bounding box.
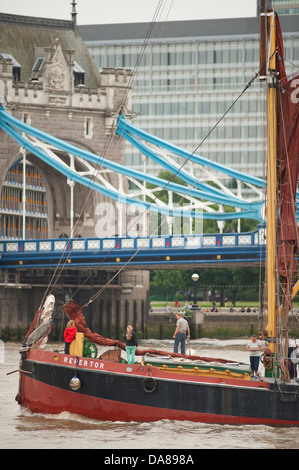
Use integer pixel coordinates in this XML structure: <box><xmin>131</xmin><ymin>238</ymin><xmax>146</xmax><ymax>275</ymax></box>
<box><xmin>1</xmin><ymin>339</ymin><xmax>299</xmax><ymax>450</ymax></box>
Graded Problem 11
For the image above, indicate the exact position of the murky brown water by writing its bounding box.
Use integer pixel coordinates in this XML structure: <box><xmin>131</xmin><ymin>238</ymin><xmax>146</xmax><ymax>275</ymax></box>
<box><xmin>1</xmin><ymin>340</ymin><xmax>299</xmax><ymax>450</ymax></box>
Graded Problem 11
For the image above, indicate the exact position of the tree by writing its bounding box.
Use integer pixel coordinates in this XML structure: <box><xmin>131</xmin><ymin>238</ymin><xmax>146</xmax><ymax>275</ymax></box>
<box><xmin>150</xmin><ymin>266</ymin><xmax>262</xmax><ymax>306</ymax></box>
<box><xmin>150</xmin><ymin>269</ymin><xmax>184</xmax><ymax>301</ymax></box>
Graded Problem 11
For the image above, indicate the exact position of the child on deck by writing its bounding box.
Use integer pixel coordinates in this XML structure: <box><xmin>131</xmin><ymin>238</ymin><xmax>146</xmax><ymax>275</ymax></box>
<box><xmin>125</xmin><ymin>325</ymin><xmax>138</xmax><ymax>365</ymax></box>
<box><xmin>64</xmin><ymin>320</ymin><xmax>77</xmax><ymax>354</ymax></box>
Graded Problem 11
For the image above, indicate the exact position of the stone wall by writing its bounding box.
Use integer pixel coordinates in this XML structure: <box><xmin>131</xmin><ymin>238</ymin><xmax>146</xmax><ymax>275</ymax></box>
<box><xmin>0</xmin><ymin>268</ymin><xmax>149</xmax><ymax>341</ymax></box>
<box><xmin>146</xmin><ymin>311</ymin><xmax>299</xmax><ymax>339</ymax></box>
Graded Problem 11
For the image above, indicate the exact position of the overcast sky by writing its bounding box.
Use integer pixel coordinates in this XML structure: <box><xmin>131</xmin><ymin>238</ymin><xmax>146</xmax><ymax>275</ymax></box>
<box><xmin>0</xmin><ymin>0</ymin><xmax>257</xmax><ymax>25</ymax></box>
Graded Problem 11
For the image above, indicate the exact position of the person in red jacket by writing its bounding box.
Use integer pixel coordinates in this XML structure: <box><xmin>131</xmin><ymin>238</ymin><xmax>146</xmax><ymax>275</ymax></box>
<box><xmin>64</xmin><ymin>320</ymin><xmax>77</xmax><ymax>354</ymax></box>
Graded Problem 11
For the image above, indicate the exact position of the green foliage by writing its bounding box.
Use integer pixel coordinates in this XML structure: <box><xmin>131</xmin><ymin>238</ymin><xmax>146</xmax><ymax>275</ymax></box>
<box><xmin>150</xmin><ymin>266</ymin><xmax>264</xmax><ymax>305</ymax></box>
<box><xmin>150</xmin><ymin>269</ymin><xmax>186</xmax><ymax>301</ymax></box>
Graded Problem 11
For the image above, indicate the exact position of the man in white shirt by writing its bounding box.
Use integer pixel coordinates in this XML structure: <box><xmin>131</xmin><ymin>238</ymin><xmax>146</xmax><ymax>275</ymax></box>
<box><xmin>173</xmin><ymin>312</ymin><xmax>190</xmax><ymax>355</ymax></box>
<box><xmin>247</xmin><ymin>334</ymin><xmax>262</xmax><ymax>378</ymax></box>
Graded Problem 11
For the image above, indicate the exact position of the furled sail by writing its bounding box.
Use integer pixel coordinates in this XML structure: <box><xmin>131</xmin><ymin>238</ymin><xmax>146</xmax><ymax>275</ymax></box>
<box><xmin>276</xmin><ymin>14</ymin><xmax>299</xmax><ymax>284</ymax></box>
<box><xmin>275</xmin><ymin>14</ymin><xmax>299</xmax><ymax>365</ymax></box>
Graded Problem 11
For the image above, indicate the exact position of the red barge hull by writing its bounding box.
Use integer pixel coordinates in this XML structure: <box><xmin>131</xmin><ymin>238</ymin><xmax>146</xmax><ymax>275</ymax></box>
<box><xmin>17</xmin><ymin>349</ymin><xmax>299</xmax><ymax>426</ymax></box>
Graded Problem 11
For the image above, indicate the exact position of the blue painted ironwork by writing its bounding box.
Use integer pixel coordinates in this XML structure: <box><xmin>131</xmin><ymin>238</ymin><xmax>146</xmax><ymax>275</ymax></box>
<box><xmin>0</xmin><ymin>228</ymin><xmax>266</xmax><ymax>269</ymax></box>
<box><xmin>0</xmin><ymin>107</ymin><xmax>264</xmax><ymax>221</ymax></box>
<box><xmin>117</xmin><ymin>115</ymin><xmax>299</xmax><ymax>217</ymax></box>
<box><xmin>0</xmin><ymin>107</ymin><xmax>298</xmax><ymax>225</ymax></box>
<box><xmin>117</xmin><ymin>114</ymin><xmax>265</xmax><ymax>189</ymax></box>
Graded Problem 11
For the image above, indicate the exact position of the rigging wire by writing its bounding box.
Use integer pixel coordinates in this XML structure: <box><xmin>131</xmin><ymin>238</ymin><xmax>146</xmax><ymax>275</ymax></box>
<box><xmin>30</xmin><ymin>0</ymin><xmax>181</xmax><ymax>326</ymax></box>
<box><xmin>52</xmin><ymin>33</ymin><xmax>275</xmax><ymax>299</ymax></box>
<box><xmin>36</xmin><ymin>0</ymin><xmax>171</xmax><ymax>308</ymax></box>
<box><xmin>77</xmin><ymin>71</ymin><xmax>264</xmax><ymax>309</ymax></box>
<box><xmin>79</xmin><ymin>0</ymin><xmax>176</xmax><ymax>235</ymax></box>
<box><xmin>42</xmin><ymin>66</ymin><xmax>264</xmax><ymax>322</ymax></box>
<box><xmin>32</xmin><ymin>14</ymin><xmax>276</xmax><ymax>320</ymax></box>
<box><xmin>76</xmin><ymin>49</ymin><xmax>282</xmax><ymax>322</ymax></box>
<box><xmin>39</xmin><ymin>60</ymin><xmax>267</xmax><ymax>320</ymax></box>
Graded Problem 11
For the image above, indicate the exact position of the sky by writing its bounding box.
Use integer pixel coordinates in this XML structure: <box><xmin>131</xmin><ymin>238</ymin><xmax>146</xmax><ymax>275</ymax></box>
<box><xmin>0</xmin><ymin>0</ymin><xmax>257</xmax><ymax>25</ymax></box>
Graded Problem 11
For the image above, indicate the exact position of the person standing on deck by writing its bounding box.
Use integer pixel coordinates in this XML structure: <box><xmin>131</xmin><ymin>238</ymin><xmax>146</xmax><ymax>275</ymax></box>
<box><xmin>125</xmin><ymin>325</ymin><xmax>138</xmax><ymax>365</ymax></box>
<box><xmin>173</xmin><ymin>312</ymin><xmax>190</xmax><ymax>355</ymax></box>
<box><xmin>63</xmin><ymin>319</ymin><xmax>77</xmax><ymax>354</ymax></box>
<box><xmin>247</xmin><ymin>334</ymin><xmax>262</xmax><ymax>378</ymax></box>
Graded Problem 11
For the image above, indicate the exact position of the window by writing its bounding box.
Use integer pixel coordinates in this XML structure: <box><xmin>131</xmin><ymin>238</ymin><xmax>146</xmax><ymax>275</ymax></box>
<box><xmin>164</xmin><ymin>128</ymin><xmax>171</xmax><ymax>140</ymax></box>
<box><xmin>140</xmin><ymin>103</ymin><xmax>148</xmax><ymax>115</ymax></box>
<box><xmin>202</xmin><ymin>102</ymin><xmax>210</xmax><ymax>114</ymax></box>
<box><xmin>148</xmin><ymin>103</ymin><xmax>155</xmax><ymax>115</ymax></box>
<box><xmin>84</xmin><ymin>117</ymin><xmax>93</xmax><ymax>138</ymax></box>
<box><xmin>92</xmin><ymin>53</ymin><xmax>104</xmax><ymax>68</ymax></box>
<box><xmin>186</xmin><ymin>102</ymin><xmax>194</xmax><ymax>114</ymax></box>
<box><xmin>153</xmin><ymin>52</ymin><xmax>161</xmax><ymax>66</ymax></box>
<box><xmin>170</xmin><ymin>127</ymin><xmax>177</xmax><ymax>140</ymax></box>
<box><xmin>223</xmin><ymin>50</ymin><xmax>230</xmax><ymax>63</ymax></box>
<box><xmin>186</xmin><ymin>128</ymin><xmax>193</xmax><ymax>139</ymax></box>
<box><xmin>156</xmin><ymin>103</ymin><xmax>163</xmax><ymax>115</ymax></box>
<box><xmin>73</xmin><ymin>61</ymin><xmax>85</xmax><ymax>86</ymax></box>
<box><xmin>183</xmin><ymin>51</ymin><xmax>192</xmax><ymax>65</ymax></box>
<box><xmin>245</xmin><ymin>48</ymin><xmax>254</xmax><ymax>62</ymax></box>
<box><xmin>164</xmin><ymin>103</ymin><xmax>171</xmax><ymax>115</ymax></box>
<box><xmin>230</xmin><ymin>49</ymin><xmax>238</xmax><ymax>63</ymax></box>
<box><xmin>206</xmin><ymin>51</ymin><xmax>213</xmax><ymax>64</ymax></box>
<box><xmin>171</xmin><ymin>102</ymin><xmax>179</xmax><ymax>114</ymax></box>
<box><xmin>23</xmin><ymin>113</ymin><xmax>30</xmax><ymax>125</ymax></box>
<box><xmin>13</xmin><ymin>65</ymin><xmax>21</xmax><ymax>82</ymax></box>
<box><xmin>0</xmin><ymin>53</ymin><xmax>21</xmax><ymax>82</ymax></box>
<box><xmin>176</xmin><ymin>51</ymin><xmax>183</xmax><ymax>65</ymax></box>
<box><xmin>194</xmin><ymin>102</ymin><xmax>201</xmax><ymax>114</ymax></box>
<box><xmin>32</xmin><ymin>57</ymin><xmax>45</xmax><ymax>72</ymax></box>
<box><xmin>178</xmin><ymin>127</ymin><xmax>186</xmax><ymax>140</ymax></box>
<box><xmin>198</xmin><ymin>50</ymin><xmax>206</xmax><ymax>65</ymax></box>
<box><xmin>179</xmin><ymin>102</ymin><xmax>187</xmax><ymax>114</ymax></box>
<box><xmin>29</xmin><ymin>56</ymin><xmax>45</xmax><ymax>81</ymax></box>
<box><xmin>210</xmin><ymin>101</ymin><xmax>217</xmax><ymax>114</ymax></box>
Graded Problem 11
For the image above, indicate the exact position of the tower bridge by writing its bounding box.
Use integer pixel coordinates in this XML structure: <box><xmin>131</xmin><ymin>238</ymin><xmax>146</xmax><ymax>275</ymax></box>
<box><xmin>0</xmin><ymin>228</ymin><xmax>266</xmax><ymax>271</ymax></box>
<box><xmin>1</xmin><ymin>10</ymin><xmax>297</xmax><ymax>339</ymax></box>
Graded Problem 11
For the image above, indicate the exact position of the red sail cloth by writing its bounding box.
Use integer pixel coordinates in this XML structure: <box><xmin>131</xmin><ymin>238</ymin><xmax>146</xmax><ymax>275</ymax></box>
<box><xmin>276</xmin><ymin>14</ymin><xmax>299</xmax><ymax>281</ymax></box>
<box><xmin>64</xmin><ymin>299</ymin><xmax>243</xmax><ymax>364</ymax></box>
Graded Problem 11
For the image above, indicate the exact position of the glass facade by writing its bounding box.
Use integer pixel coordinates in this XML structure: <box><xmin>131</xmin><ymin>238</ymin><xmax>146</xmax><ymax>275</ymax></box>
<box><xmin>257</xmin><ymin>0</ymin><xmax>299</xmax><ymax>15</ymax></box>
<box><xmin>84</xmin><ymin>21</ymin><xmax>299</xmax><ymax>180</ymax></box>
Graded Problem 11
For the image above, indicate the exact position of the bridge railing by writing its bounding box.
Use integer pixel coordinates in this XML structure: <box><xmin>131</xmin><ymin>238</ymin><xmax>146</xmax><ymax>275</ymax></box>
<box><xmin>0</xmin><ymin>227</ymin><xmax>266</xmax><ymax>255</ymax></box>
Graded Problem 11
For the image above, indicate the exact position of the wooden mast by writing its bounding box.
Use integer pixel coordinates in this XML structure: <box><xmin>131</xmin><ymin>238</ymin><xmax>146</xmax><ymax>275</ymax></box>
<box><xmin>266</xmin><ymin>11</ymin><xmax>277</xmax><ymax>356</ymax></box>
<box><xmin>260</xmin><ymin>0</ymin><xmax>278</xmax><ymax>357</ymax></box>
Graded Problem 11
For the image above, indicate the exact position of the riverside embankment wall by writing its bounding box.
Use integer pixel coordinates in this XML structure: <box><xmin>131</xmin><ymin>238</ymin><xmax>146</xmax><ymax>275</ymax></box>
<box><xmin>146</xmin><ymin>309</ymin><xmax>299</xmax><ymax>339</ymax></box>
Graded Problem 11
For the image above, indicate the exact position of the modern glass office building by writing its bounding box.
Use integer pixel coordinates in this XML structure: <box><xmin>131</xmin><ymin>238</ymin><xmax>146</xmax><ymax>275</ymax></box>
<box><xmin>79</xmin><ymin>14</ymin><xmax>299</xmax><ymax>180</ymax></box>
<box><xmin>257</xmin><ymin>0</ymin><xmax>299</xmax><ymax>15</ymax></box>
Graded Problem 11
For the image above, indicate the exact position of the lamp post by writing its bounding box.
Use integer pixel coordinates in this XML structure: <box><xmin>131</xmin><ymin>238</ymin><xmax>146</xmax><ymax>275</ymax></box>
<box><xmin>191</xmin><ymin>273</ymin><xmax>199</xmax><ymax>308</ymax></box>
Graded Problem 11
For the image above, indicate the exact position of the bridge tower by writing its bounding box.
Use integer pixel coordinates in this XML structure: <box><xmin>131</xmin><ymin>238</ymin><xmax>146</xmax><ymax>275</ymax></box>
<box><xmin>0</xmin><ymin>12</ymin><xmax>149</xmax><ymax>339</ymax></box>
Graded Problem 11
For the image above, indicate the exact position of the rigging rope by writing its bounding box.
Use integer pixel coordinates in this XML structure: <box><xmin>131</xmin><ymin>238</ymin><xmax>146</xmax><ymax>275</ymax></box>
<box><xmin>68</xmin><ymin>56</ymin><xmax>295</xmax><ymax>337</ymax></box>
<box><xmin>76</xmin><ymin>71</ymin><xmax>264</xmax><ymax>309</ymax></box>
<box><xmin>37</xmin><ymin>0</ymin><xmax>172</xmax><ymax>309</ymax></box>
<box><xmin>56</xmin><ymin>39</ymin><xmax>274</xmax><ymax>304</ymax></box>
<box><xmin>32</xmin><ymin>24</ymin><xmax>277</xmax><ymax>325</ymax></box>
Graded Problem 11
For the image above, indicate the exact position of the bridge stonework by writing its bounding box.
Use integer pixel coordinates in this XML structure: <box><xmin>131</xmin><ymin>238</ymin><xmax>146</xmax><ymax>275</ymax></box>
<box><xmin>0</xmin><ymin>13</ymin><xmax>149</xmax><ymax>337</ymax></box>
